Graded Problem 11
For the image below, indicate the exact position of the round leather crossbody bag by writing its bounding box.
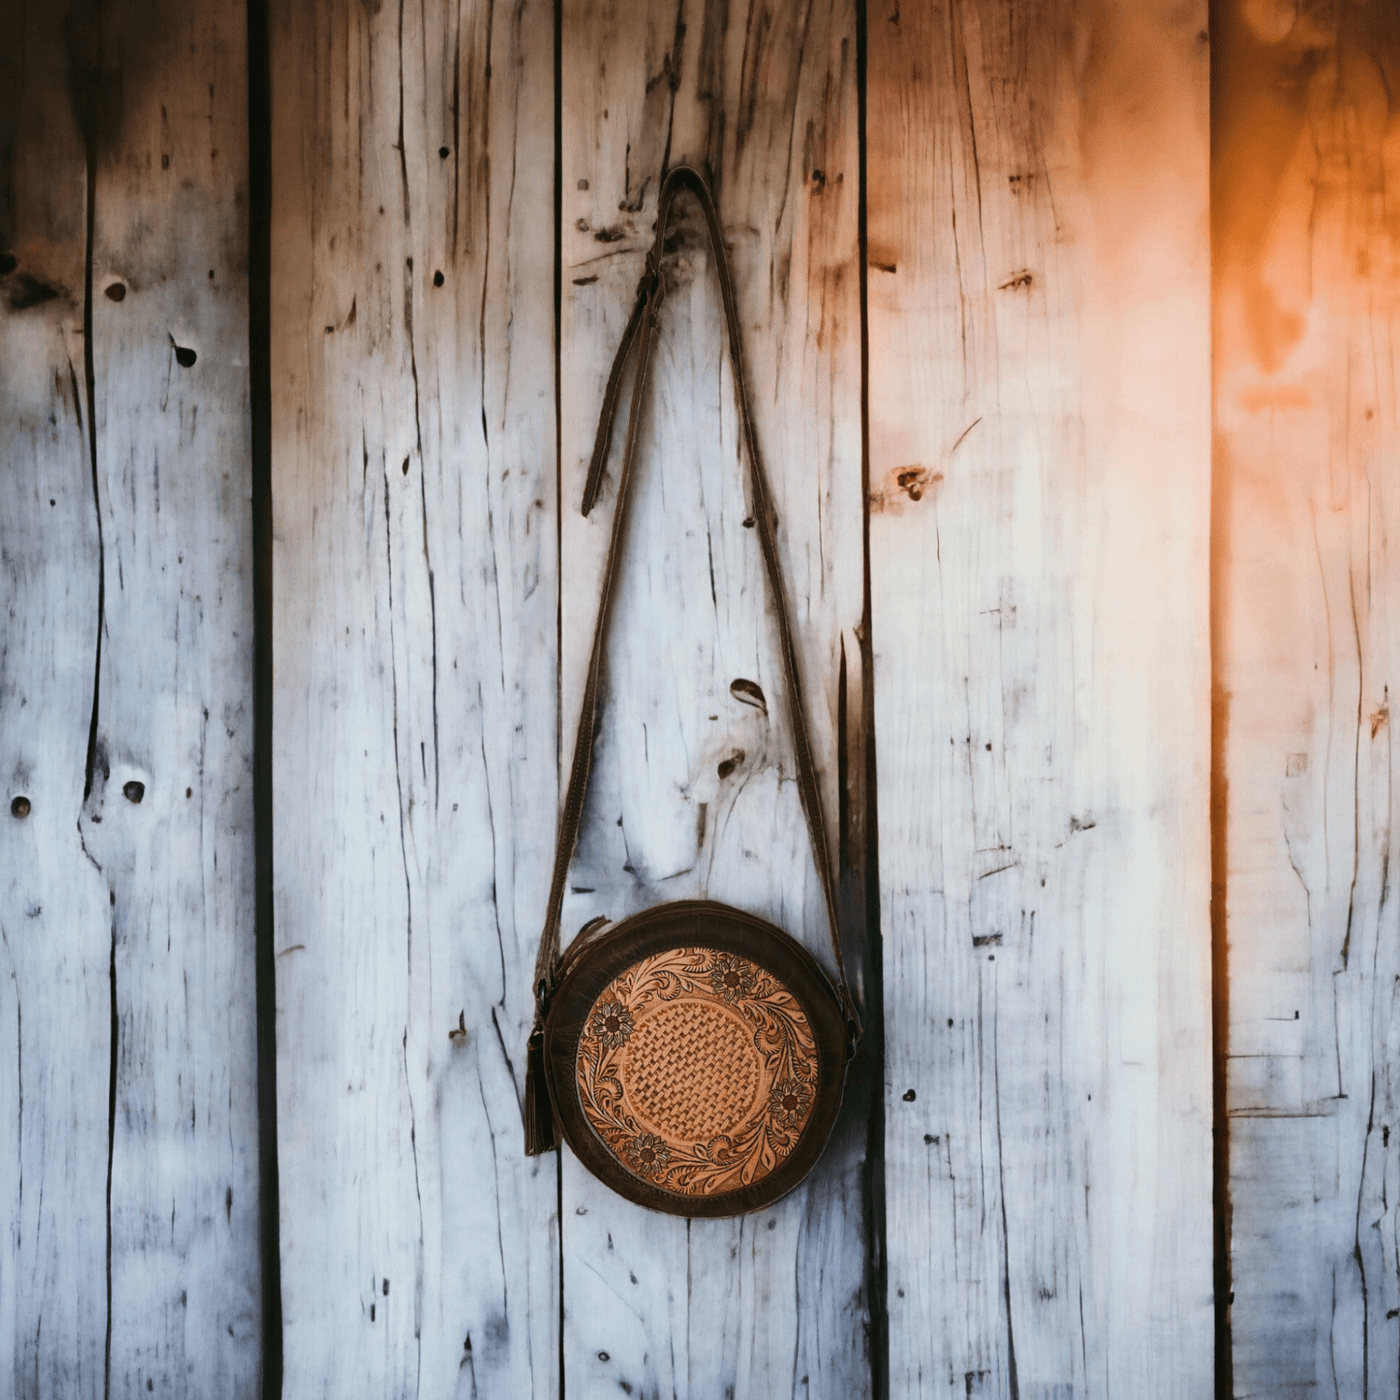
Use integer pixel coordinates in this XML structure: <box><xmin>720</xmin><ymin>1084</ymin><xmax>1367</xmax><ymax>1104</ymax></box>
<box><xmin>522</xmin><ymin>166</ymin><xmax>860</xmax><ymax>1217</ymax></box>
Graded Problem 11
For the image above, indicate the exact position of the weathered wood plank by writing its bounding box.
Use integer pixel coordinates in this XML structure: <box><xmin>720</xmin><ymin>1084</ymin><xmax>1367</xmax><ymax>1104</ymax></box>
<box><xmin>558</xmin><ymin>2</ymin><xmax>869</xmax><ymax>1394</ymax></box>
<box><xmin>1215</xmin><ymin>5</ymin><xmax>1400</xmax><ymax>1394</ymax></box>
<box><xmin>270</xmin><ymin>0</ymin><xmax>559</xmax><ymax>1393</ymax></box>
<box><xmin>0</xmin><ymin>11</ymin><xmax>108</xmax><ymax>1396</ymax></box>
<box><xmin>867</xmin><ymin>1</ymin><xmax>1214</xmax><ymax>1392</ymax></box>
<box><xmin>86</xmin><ymin>3</ymin><xmax>262</xmax><ymax>1391</ymax></box>
<box><xmin>2</xmin><ymin>2</ymin><xmax>261</xmax><ymax>1395</ymax></box>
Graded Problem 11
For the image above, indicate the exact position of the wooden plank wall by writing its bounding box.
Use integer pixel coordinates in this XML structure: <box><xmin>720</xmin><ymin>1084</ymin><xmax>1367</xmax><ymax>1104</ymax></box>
<box><xmin>1215</xmin><ymin>3</ymin><xmax>1400</xmax><ymax>1395</ymax></box>
<box><xmin>272</xmin><ymin>0</ymin><xmax>873</xmax><ymax>1392</ymax></box>
<box><xmin>269</xmin><ymin>0</ymin><xmax>560</xmax><ymax>1394</ymax></box>
<box><xmin>867</xmin><ymin>1</ymin><xmax>1215</xmax><ymax>1393</ymax></box>
<box><xmin>22</xmin><ymin>0</ymin><xmax>1400</xmax><ymax>1395</ymax></box>
<box><xmin>0</xmin><ymin>1</ymin><xmax>261</xmax><ymax>1396</ymax></box>
<box><xmin>556</xmin><ymin>2</ymin><xmax>871</xmax><ymax>1396</ymax></box>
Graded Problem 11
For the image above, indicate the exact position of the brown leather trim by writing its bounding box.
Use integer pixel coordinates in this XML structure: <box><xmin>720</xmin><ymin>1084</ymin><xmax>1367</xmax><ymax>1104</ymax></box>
<box><xmin>542</xmin><ymin>901</ymin><xmax>849</xmax><ymax>1217</ymax></box>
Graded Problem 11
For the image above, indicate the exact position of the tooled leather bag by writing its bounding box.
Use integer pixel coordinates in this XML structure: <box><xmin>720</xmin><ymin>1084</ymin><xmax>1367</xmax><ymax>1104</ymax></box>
<box><xmin>523</xmin><ymin>165</ymin><xmax>860</xmax><ymax>1216</ymax></box>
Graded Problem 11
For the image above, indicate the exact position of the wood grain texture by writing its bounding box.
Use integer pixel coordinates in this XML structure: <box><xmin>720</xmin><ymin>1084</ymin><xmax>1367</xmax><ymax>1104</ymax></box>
<box><xmin>1214</xmin><ymin>5</ymin><xmax>1400</xmax><ymax>1394</ymax></box>
<box><xmin>558</xmin><ymin>1</ymin><xmax>869</xmax><ymax>1394</ymax></box>
<box><xmin>0</xmin><ymin>10</ymin><xmax>108</xmax><ymax>1395</ymax></box>
<box><xmin>867</xmin><ymin>1</ymin><xmax>1214</xmax><ymax>1393</ymax></box>
<box><xmin>269</xmin><ymin>0</ymin><xmax>559</xmax><ymax>1394</ymax></box>
<box><xmin>2</xmin><ymin>2</ymin><xmax>261</xmax><ymax>1395</ymax></box>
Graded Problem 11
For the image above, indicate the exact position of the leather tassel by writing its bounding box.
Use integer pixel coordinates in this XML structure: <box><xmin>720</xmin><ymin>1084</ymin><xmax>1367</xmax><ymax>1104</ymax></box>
<box><xmin>523</xmin><ymin>1021</ymin><xmax>557</xmax><ymax>1156</ymax></box>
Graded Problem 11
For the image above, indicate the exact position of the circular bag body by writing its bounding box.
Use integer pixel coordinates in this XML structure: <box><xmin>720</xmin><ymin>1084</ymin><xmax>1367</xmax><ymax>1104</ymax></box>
<box><xmin>542</xmin><ymin>900</ymin><xmax>849</xmax><ymax>1217</ymax></box>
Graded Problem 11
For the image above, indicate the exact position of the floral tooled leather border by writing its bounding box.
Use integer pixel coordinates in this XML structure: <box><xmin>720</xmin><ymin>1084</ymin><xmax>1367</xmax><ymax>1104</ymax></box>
<box><xmin>575</xmin><ymin>946</ymin><xmax>818</xmax><ymax>1197</ymax></box>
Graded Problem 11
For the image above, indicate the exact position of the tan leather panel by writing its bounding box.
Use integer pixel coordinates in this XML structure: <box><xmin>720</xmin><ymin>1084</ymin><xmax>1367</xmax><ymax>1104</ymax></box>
<box><xmin>576</xmin><ymin>947</ymin><xmax>818</xmax><ymax>1197</ymax></box>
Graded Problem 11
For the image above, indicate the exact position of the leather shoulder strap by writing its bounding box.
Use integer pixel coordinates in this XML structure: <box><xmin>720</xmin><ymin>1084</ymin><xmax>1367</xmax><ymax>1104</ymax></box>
<box><xmin>533</xmin><ymin>164</ymin><xmax>860</xmax><ymax>1042</ymax></box>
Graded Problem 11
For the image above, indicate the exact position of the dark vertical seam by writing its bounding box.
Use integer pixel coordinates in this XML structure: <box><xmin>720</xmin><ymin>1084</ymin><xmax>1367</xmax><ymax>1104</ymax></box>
<box><xmin>476</xmin><ymin>0</ymin><xmax>496</xmax><ymax>453</ymax></box>
<box><xmin>1207</xmin><ymin>7</ymin><xmax>1232</xmax><ymax>1397</ymax></box>
<box><xmin>78</xmin><ymin>66</ymin><xmax>104</xmax><ymax>814</ymax></box>
<box><xmin>993</xmin><ymin>979</ymin><xmax>1019</xmax><ymax>1400</ymax></box>
<box><xmin>556</xmin><ymin>1151</ymin><xmax>565</xmax><ymax>1400</ymax></box>
<box><xmin>855</xmin><ymin>2</ymin><xmax>887</xmax><ymax>1395</ymax></box>
<box><xmin>451</xmin><ymin>0</ymin><xmax>462</xmax><ymax>257</ymax></box>
<box><xmin>105</xmin><ymin>924</ymin><xmax>116</xmax><ymax>1400</ymax></box>
<box><xmin>553</xmin><ymin>0</ymin><xmax>564</xmax><ymax>776</ymax></box>
<box><xmin>77</xmin><ymin>93</ymin><xmax>116</xmax><ymax>1400</ymax></box>
<box><xmin>422</xmin><ymin>477</ymin><xmax>441</xmax><ymax>809</ymax></box>
<box><xmin>553</xmin><ymin>2</ymin><xmax>565</xmax><ymax>1397</ymax></box>
<box><xmin>246</xmin><ymin>0</ymin><xmax>283</xmax><ymax>1390</ymax></box>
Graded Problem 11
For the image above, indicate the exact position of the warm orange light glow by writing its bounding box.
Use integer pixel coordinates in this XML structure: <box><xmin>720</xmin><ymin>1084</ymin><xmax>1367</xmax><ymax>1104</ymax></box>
<box><xmin>1215</xmin><ymin>3</ymin><xmax>1400</xmax><ymax>1394</ymax></box>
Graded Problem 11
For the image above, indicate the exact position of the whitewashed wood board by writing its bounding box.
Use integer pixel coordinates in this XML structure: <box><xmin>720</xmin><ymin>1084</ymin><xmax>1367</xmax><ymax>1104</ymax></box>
<box><xmin>1215</xmin><ymin>3</ymin><xmax>1400</xmax><ymax>1394</ymax></box>
<box><xmin>1</xmin><ymin>0</ymin><xmax>261</xmax><ymax>1395</ymax></box>
<box><xmin>867</xmin><ymin>0</ymin><xmax>1214</xmax><ymax>1393</ymax></box>
<box><xmin>557</xmin><ymin>0</ymin><xmax>871</xmax><ymax>1394</ymax></box>
<box><xmin>1</xmin><ymin>13</ymin><xmax>109</xmax><ymax>1394</ymax></box>
<box><xmin>270</xmin><ymin>0</ymin><xmax>560</xmax><ymax>1394</ymax></box>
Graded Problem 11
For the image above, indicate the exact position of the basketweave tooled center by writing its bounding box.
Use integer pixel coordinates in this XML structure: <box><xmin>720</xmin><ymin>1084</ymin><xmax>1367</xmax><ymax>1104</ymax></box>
<box><xmin>574</xmin><ymin>947</ymin><xmax>818</xmax><ymax>1197</ymax></box>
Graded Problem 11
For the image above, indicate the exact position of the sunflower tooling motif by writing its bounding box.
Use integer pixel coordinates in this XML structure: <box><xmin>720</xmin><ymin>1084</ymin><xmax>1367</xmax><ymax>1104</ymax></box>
<box><xmin>625</xmin><ymin>1134</ymin><xmax>672</xmax><ymax>1177</ymax></box>
<box><xmin>588</xmin><ymin>1000</ymin><xmax>635</xmax><ymax>1049</ymax></box>
<box><xmin>708</xmin><ymin>951</ymin><xmax>758</xmax><ymax>1004</ymax></box>
<box><xmin>768</xmin><ymin>1077</ymin><xmax>813</xmax><ymax>1129</ymax></box>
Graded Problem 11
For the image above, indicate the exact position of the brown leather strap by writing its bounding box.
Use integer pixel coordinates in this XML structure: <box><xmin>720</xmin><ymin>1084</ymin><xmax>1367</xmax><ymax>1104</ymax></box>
<box><xmin>535</xmin><ymin>164</ymin><xmax>860</xmax><ymax>1044</ymax></box>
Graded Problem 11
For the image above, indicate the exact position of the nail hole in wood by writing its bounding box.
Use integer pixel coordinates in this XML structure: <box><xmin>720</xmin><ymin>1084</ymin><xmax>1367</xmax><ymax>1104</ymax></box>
<box><xmin>433</xmin><ymin>270</ymin><xmax>444</xmax><ymax>287</ymax></box>
<box><xmin>11</xmin><ymin>796</ymin><xmax>31</xmax><ymax>818</ymax></box>
<box><xmin>439</xmin><ymin>146</ymin><xmax>450</xmax><ymax>158</ymax></box>
<box><xmin>729</xmin><ymin>678</ymin><xmax>767</xmax><ymax>714</ymax></box>
<box><xmin>123</xmin><ymin>780</ymin><xmax>145</xmax><ymax>804</ymax></box>
<box><xmin>173</xmin><ymin>344</ymin><xmax>197</xmax><ymax>368</ymax></box>
<box><xmin>902</xmin><ymin>1088</ymin><xmax>916</xmax><ymax>1101</ymax></box>
<box><xmin>105</xmin><ymin>282</ymin><xmax>127</xmax><ymax>301</ymax></box>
